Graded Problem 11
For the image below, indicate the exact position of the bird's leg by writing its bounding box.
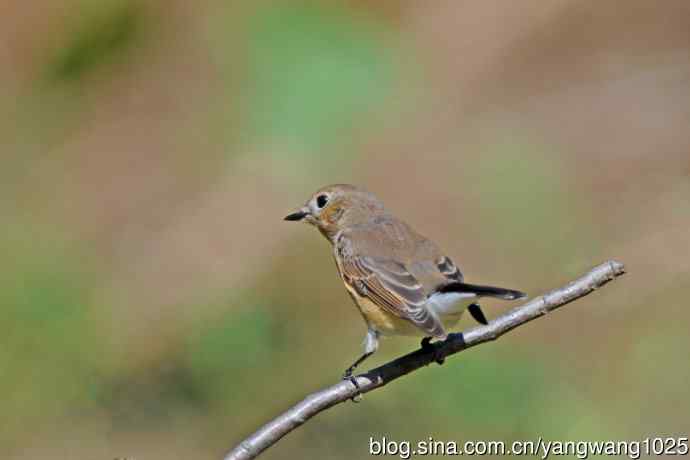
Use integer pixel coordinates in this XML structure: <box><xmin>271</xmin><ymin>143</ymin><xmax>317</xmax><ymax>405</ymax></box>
<box><xmin>342</xmin><ymin>352</ymin><xmax>372</xmax><ymax>403</ymax></box>
<box><xmin>420</xmin><ymin>336</ymin><xmax>445</xmax><ymax>365</ymax></box>
<box><xmin>342</xmin><ymin>329</ymin><xmax>379</xmax><ymax>402</ymax></box>
<box><xmin>342</xmin><ymin>351</ymin><xmax>373</xmax><ymax>380</ymax></box>
<box><xmin>420</xmin><ymin>336</ymin><xmax>433</xmax><ymax>350</ymax></box>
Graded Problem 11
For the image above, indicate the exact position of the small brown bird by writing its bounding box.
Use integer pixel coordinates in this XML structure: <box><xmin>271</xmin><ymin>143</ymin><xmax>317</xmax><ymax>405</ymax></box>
<box><xmin>285</xmin><ymin>184</ymin><xmax>526</xmax><ymax>380</ymax></box>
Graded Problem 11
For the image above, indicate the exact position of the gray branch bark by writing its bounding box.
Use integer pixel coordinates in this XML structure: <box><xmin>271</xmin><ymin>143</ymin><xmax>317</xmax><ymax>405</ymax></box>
<box><xmin>224</xmin><ymin>260</ymin><xmax>626</xmax><ymax>460</ymax></box>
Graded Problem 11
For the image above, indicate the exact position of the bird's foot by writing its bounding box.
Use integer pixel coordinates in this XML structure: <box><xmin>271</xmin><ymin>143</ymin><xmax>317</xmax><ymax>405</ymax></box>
<box><xmin>342</xmin><ymin>368</ymin><xmax>363</xmax><ymax>403</ymax></box>
<box><xmin>420</xmin><ymin>337</ymin><xmax>445</xmax><ymax>365</ymax></box>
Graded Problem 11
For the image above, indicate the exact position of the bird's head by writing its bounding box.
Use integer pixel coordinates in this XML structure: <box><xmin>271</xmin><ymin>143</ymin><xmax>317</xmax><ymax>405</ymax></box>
<box><xmin>284</xmin><ymin>184</ymin><xmax>384</xmax><ymax>241</ymax></box>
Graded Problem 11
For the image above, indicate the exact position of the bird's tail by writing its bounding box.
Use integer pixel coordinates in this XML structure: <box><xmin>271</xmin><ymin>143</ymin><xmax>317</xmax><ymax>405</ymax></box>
<box><xmin>438</xmin><ymin>282</ymin><xmax>526</xmax><ymax>300</ymax></box>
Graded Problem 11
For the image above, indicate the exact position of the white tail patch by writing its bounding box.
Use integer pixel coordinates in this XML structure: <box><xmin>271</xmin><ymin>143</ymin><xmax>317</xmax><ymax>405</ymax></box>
<box><xmin>427</xmin><ymin>291</ymin><xmax>477</xmax><ymax>317</ymax></box>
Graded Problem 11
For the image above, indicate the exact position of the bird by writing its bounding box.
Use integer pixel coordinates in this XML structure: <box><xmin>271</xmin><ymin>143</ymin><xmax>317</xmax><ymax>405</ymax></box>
<box><xmin>284</xmin><ymin>184</ymin><xmax>526</xmax><ymax>383</ymax></box>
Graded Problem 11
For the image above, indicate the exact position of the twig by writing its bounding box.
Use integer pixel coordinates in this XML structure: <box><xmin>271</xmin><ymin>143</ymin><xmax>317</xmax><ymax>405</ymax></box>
<box><xmin>224</xmin><ymin>260</ymin><xmax>626</xmax><ymax>460</ymax></box>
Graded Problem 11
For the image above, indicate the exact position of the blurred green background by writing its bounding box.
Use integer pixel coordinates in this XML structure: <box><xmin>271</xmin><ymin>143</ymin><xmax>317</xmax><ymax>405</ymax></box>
<box><xmin>2</xmin><ymin>1</ymin><xmax>689</xmax><ymax>458</ymax></box>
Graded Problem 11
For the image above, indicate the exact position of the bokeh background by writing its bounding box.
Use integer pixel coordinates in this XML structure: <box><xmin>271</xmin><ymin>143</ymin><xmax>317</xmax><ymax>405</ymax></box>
<box><xmin>2</xmin><ymin>1</ymin><xmax>689</xmax><ymax>458</ymax></box>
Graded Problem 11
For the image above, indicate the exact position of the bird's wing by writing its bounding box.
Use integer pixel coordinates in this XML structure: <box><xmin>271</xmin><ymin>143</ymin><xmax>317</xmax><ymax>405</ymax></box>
<box><xmin>336</xmin><ymin>234</ymin><xmax>446</xmax><ymax>337</ymax></box>
<box><xmin>398</xmin><ymin>247</ymin><xmax>466</xmax><ymax>294</ymax></box>
<box><xmin>432</xmin><ymin>255</ymin><xmax>464</xmax><ymax>283</ymax></box>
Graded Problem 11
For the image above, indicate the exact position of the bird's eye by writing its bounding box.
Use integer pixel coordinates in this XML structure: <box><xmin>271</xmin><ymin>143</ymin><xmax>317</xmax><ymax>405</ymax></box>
<box><xmin>316</xmin><ymin>194</ymin><xmax>329</xmax><ymax>209</ymax></box>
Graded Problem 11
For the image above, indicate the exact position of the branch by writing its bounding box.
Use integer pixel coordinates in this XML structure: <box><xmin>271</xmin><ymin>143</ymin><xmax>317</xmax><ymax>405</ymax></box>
<box><xmin>224</xmin><ymin>260</ymin><xmax>626</xmax><ymax>460</ymax></box>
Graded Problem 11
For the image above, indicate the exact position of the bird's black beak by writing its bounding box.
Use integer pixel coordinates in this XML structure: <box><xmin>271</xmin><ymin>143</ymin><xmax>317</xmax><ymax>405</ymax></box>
<box><xmin>284</xmin><ymin>209</ymin><xmax>308</xmax><ymax>221</ymax></box>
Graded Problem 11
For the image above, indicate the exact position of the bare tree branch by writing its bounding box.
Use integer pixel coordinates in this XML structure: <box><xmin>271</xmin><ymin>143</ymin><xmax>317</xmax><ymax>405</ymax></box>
<box><xmin>224</xmin><ymin>260</ymin><xmax>626</xmax><ymax>460</ymax></box>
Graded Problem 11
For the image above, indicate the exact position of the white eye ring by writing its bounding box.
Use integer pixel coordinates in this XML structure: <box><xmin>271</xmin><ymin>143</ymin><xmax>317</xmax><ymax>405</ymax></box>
<box><xmin>316</xmin><ymin>194</ymin><xmax>329</xmax><ymax>209</ymax></box>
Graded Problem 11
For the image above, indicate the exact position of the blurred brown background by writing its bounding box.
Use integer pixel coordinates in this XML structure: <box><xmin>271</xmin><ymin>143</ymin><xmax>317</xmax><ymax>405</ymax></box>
<box><xmin>2</xmin><ymin>0</ymin><xmax>689</xmax><ymax>458</ymax></box>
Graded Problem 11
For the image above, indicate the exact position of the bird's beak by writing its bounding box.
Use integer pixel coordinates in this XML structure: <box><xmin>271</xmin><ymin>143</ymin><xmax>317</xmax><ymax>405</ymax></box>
<box><xmin>284</xmin><ymin>207</ymin><xmax>309</xmax><ymax>221</ymax></box>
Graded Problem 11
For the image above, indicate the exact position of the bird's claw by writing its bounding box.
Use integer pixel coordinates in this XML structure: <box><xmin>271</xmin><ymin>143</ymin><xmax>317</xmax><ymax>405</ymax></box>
<box><xmin>342</xmin><ymin>370</ymin><xmax>363</xmax><ymax>402</ymax></box>
<box><xmin>420</xmin><ymin>337</ymin><xmax>445</xmax><ymax>365</ymax></box>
